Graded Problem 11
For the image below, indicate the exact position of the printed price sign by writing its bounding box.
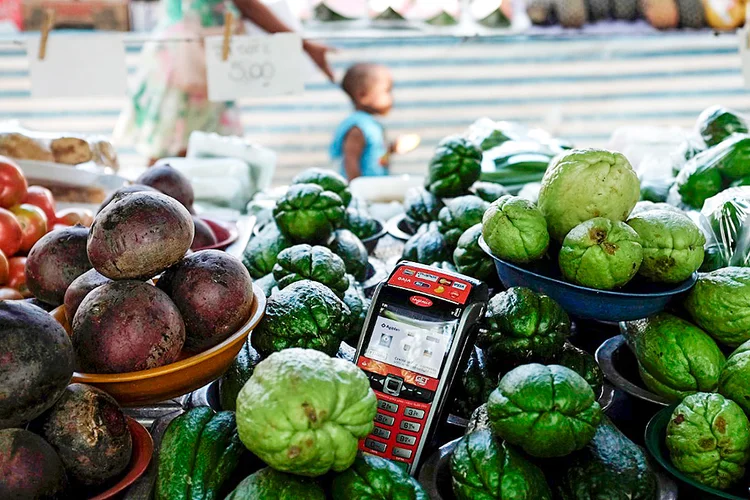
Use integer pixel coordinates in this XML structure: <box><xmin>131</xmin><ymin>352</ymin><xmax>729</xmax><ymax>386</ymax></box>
<box><xmin>27</xmin><ymin>34</ymin><xmax>128</xmax><ymax>99</ymax></box>
<box><xmin>205</xmin><ymin>33</ymin><xmax>304</xmax><ymax>102</ymax></box>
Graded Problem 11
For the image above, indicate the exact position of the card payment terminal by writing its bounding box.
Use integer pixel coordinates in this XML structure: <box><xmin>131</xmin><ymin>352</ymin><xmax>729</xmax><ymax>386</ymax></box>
<box><xmin>353</xmin><ymin>261</ymin><xmax>489</xmax><ymax>474</ymax></box>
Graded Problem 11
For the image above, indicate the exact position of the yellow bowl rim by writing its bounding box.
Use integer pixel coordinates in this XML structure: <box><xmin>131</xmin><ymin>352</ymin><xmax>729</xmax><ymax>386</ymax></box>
<box><xmin>68</xmin><ymin>282</ymin><xmax>266</xmax><ymax>383</ymax></box>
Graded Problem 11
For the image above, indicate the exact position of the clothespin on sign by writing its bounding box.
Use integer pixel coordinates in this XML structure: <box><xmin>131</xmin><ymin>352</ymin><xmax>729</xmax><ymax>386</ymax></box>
<box><xmin>38</xmin><ymin>9</ymin><xmax>55</xmax><ymax>60</ymax></box>
<box><xmin>222</xmin><ymin>11</ymin><xmax>234</xmax><ymax>61</ymax></box>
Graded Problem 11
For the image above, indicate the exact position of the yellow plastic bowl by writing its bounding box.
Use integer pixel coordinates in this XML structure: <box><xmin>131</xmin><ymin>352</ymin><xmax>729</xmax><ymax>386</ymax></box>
<box><xmin>51</xmin><ymin>283</ymin><xmax>266</xmax><ymax>407</ymax></box>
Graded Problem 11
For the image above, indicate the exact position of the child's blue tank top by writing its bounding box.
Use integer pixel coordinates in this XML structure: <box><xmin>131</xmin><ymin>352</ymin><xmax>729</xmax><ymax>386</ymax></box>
<box><xmin>330</xmin><ymin>111</ymin><xmax>388</xmax><ymax>177</ymax></box>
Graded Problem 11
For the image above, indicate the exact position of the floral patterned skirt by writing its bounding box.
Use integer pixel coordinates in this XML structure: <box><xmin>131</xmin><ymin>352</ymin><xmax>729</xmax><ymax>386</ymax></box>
<box><xmin>113</xmin><ymin>22</ymin><xmax>243</xmax><ymax>160</ymax></box>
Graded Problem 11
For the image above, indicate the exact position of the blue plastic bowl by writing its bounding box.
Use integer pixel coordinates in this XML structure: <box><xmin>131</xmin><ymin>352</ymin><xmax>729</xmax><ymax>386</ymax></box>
<box><xmin>478</xmin><ymin>237</ymin><xmax>697</xmax><ymax>321</ymax></box>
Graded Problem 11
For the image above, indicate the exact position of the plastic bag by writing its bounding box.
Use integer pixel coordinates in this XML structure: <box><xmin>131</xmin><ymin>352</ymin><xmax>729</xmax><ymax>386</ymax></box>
<box><xmin>0</xmin><ymin>121</ymin><xmax>118</xmax><ymax>171</ymax></box>
<box><xmin>186</xmin><ymin>131</ymin><xmax>276</xmax><ymax>208</ymax></box>
<box><xmin>698</xmin><ymin>187</ymin><xmax>750</xmax><ymax>271</ymax></box>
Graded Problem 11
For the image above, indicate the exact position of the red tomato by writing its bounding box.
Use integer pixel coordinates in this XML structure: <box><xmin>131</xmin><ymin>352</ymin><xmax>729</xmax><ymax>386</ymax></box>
<box><xmin>0</xmin><ymin>207</ymin><xmax>22</xmax><ymax>257</ymax></box>
<box><xmin>56</xmin><ymin>208</ymin><xmax>94</xmax><ymax>228</ymax></box>
<box><xmin>10</xmin><ymin>204</ymin><xmax>48</xmax><ymax>254</ymax></box>
<box><xmin>0</xmin><ymin>250</ymin><xmax>8</xmax><ymax>286</ymax></box>
<box><xmin>8</xmin><ymin>256</ymin><xmax>30</xmax><ymax>297</ymax></box>
<box><xmin>0</xmin><ymin>156</ymin><xmax>27</xmax><ymax>208</ymax></box>
<box><xmin>0</xmin><ymin>287</ymin><xmax>23</xmax><ymax>300</ymax></box>
<box><xmin>23</xmin><ymin>186</ymin><xmax>56</xmax><ymax>226</ymax></box>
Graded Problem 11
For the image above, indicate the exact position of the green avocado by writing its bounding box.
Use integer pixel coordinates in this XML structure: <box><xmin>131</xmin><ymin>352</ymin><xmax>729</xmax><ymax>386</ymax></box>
<box><xmin>225</xmin><ymin>468</ymin><xmax>326</xmax><ymax>499</ymax></box>
<box><xmin>556</xmin><ymin>416</ymin><xmax>658</xmax><ymax>500</ymax></box>
<box><xmin>402</xmin><ymin>222</ymin><xmax>451</xmax><ymax>265</ymax></box>
<box><xmin>626</xmin><ymin>312</ymin><xmax>725</xmax><ymax>402</ymax></box>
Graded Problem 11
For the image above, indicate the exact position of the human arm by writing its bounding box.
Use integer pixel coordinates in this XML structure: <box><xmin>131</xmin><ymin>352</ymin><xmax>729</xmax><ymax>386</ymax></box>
<box><xmin>342</xmin><ymin>127</ymin><xmax>366</xmax><ymax>181</ymax></box>
<box><xmin>232</xmin><ymin>0</ymin><xmax>335</xmax><ymax>81</ymax></box>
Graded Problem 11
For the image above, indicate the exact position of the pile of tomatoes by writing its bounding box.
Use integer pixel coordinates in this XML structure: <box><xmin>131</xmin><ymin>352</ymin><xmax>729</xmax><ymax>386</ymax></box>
<box><xmin>0</xmin><ymin>156</ymin><xmax>93</xmax><ymax>300</ymax></box>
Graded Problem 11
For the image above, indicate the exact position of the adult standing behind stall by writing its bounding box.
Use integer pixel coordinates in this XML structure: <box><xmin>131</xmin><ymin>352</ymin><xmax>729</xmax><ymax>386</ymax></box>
<box><xmin>114</xmin><ymin>0</ymin><xmax>335</xmax><ymax>165</ymax></box>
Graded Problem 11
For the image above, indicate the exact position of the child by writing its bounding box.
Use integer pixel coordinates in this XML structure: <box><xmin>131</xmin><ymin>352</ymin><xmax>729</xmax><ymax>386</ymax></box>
<box><xmin>115</xmin><ymin>0</ymin><xmax>334</xmax><ymax>165</ymax></box>
<box><xmin>330</xmin><ymin>63</ymin><xmax>395</xmax><ymax>180</ymax></box>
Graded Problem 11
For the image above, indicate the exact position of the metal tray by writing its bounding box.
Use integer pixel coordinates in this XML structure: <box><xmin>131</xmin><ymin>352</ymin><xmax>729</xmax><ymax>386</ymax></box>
<box><xmin>595</xmin><ymin>335</ymin><xmax>670</xmax><ymax>407</ymax></box>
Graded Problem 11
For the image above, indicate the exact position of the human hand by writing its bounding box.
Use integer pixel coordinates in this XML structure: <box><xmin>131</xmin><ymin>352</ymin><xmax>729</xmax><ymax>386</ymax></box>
<box><xmin>303</xmin><ymin>40</ymin><xmax>336</xmax><ymax>82</ymax></box>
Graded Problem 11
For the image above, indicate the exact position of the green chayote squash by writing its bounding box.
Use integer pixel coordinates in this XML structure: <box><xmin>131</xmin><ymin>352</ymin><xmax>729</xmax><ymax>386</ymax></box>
<box><xmin>488</xmin><ymin>364</ymin><xmax>601</xmax><ymax>458</ymax></box>
<box><xmin>272</xmin><ymin>244</ymin><xmax>349</xmax><ymax>297</ymax></box>
<box><xmin>438</xmin><ymin>195</ymin><xmax>490</xmax><ymax>246</ymax></box>
<box><xmin>720</xmin><ymin>340</ymin><xmax>750</xmax><ymax>416</ymax></box>
<box><xmin>225</xmin><ymin>467</ymin><xmax>326</xmax><ymax>500</ymax></box>
<box><xmin>328</xmin><ymin>229</ymin><xmax>369</xmax><ymax>282</ymax></box>
<box><xmin>342</xmin><ymin>279</ymin><xmax>369</xmax><ymax>345</ymax></box>
<box><xmin>403</xmin><ymin>187</ymin><xmax>444</xmax><ymax>227</ymax></box>
<box><xmin>292</xmin><ymin>167</ymin><xmax>352</xmax><ymax>206</ymax></box>
<box><xmin>559</xmin><ymin>217</ymin><xmax>643</xmax><ymax>290</ymax></box>
<box><xmin>626</xmin><ymin>313</ymin><xmax>725</xmax><ymax>402</ymax></box>
<box><xmin>477</xmin><ymin>287</ymin><xmax>570</xmax><ymax>366</ymax></box>
<box><xmin>236</xmin><ymin>349</ymin><xmax>377</xmax><ymax>477</ymax></box>
<box><xmin>538</xmin><ymin>149</ymin><xmax>640</xmax><ymax>242</ymax></box>
<box><xmin>402</xmin><ymin>222</ymin><xmax>451</xmax><ymax>265</ymax></box>
<box><xmin>453</xmin><ymin>224</ymin><xmax>495</xmax><ymax>282</ymax></box>
<box><xmin>251</xmin><ymin>280</ymin><xmax>351</xmax><ymax>357</ymax></box>
<box><xmin>273</xmin><ymin>184</ymin><xmax>345</xmax><ymax>244</ymax></box>
<box><xmin>242</xmin><ymin>223</ymin><xmax>292</xmax><ymax>278</ymax></box>
<box><xmin>553</xmin><ymin>342</ymin><xmax>603</xmax><ymax>394</ymax></box>
<box><xmin>556</xmin><ymin>417</ymin><xmax>657</xmax><ymax>500</ymax></box>
<box><xmin>666</xmin><ymin>392</ymin><xmax>750</xmax><ymax>490</ymax></box>
<box><xmin>448</xmin><ymin>346</ymin><xmax>494</xmax><ymax>419</ymax></box>
<box><xmin>696</xmin><ymin>105</ymin><xmax>749</xmax><ymax>147</ymax></box>
<box><xmin>342</xmin><ymin>208</ymin><xmax>380</xmax><ymax>240</ymax></box>
<box><xmin>481</xmin><ymin>195</ymin><xmax>549</xmax><ymax>264</ymax></box>
<box><xmin>331</xmin><ymin>453</ymin><xmax>428</xmax><ymax>500</ymax></box>
<box><xmin>467</xmin><ymin>404</ymin><xmax>490</xmax><ymax>434</ymax></box>
<box><xmin>425</xmin><ymin>136</ymin><xmax>483</xmax><ymax>198</ymax></box>
<box><xmin>628</xmin><ymin>210</ymin><xmax>705</xmax><ymax>284</ymax></box>
<box><xmin>469</xmin><ymin>181</ymin><xmax>509</xmax><ymax>203</ymax></box>
<box><xmin>219</xmin><ymin>340</ymin><xmax>262</xmax><ymax>411</ymax></box>
<box><xmin>684</xmin><ymin>267</ymin><xmax>750</xmax><ymax>346</ymax></box>
<box><xmin>450</xmin><ymin>428</ymin><xmax>551</xmax><ymax>500</ymax></box>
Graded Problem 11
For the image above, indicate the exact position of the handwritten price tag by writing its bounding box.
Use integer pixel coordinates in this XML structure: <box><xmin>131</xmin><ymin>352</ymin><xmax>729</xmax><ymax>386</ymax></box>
<box><xmin>205</xmin><ymin>33</ymin><xmax>304</xmax><ymax>102</ymax></box>
<box><xmin>27</xmin><ymin>34</ymin><xmax>128</xmax><ymax>99</ymax></box>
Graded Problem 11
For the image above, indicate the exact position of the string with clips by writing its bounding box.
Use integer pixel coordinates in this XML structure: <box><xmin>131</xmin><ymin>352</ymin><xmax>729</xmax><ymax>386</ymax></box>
<box><xmin>28</xmin><ymin>10</ymin><xmax>236</xmax><ymax>62</ymax></box>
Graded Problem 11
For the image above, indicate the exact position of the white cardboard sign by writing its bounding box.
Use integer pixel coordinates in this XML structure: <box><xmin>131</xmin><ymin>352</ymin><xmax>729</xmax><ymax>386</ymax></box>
<box><xmin>27</xmin><ymin>34</ymin><xmax>128</xmax><ymax>99</ymax></box>
<box><xmin>205</xmin><ymin>33</ymin><xmax>304</xmax><ymax>102</ymax></box>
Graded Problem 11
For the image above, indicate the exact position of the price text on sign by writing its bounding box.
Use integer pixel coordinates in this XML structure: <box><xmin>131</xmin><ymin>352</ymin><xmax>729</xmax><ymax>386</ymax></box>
<box><xmin>27</xmin><ymin>34</ymin><xmax>128</xmax><ymax>99</ymax></box>
<box><xmin>205</xmin><ymin>33</ymin><xmax>304</xmax><ymax>102</ymax></box>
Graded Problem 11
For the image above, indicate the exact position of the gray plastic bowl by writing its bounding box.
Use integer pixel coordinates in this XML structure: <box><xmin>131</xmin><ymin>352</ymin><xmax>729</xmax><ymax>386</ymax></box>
<box><xmin>478</xmin><ymin>237</ymin><xmax>697</xmax><ymax>321</ymax></box>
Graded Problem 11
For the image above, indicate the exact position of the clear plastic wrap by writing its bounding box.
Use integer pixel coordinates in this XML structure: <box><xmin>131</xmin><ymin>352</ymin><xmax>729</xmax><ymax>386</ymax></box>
<box><xmin>0</xmin><ymin>122</ymin><xmax>118</xmax><ymax>171</ymax></box>
<box><xmin>698</xmin><ymin>187</ymin><xmax>750</xmax><ymax>271</ymax></box>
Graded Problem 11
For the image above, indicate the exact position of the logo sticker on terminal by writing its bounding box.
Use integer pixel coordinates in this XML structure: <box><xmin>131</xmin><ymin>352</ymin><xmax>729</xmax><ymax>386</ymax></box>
<box><xmin>409</xmin><ymin>295</ymin><xmax>433</xmax><ymax>308</ymax></box>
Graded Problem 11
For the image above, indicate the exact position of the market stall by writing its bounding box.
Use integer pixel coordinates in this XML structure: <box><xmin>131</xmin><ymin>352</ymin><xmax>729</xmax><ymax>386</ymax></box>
<box><xmin>4</xmin><ymin>1</ymin><xmax>750</xmax><ymax>498</ymax></box>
